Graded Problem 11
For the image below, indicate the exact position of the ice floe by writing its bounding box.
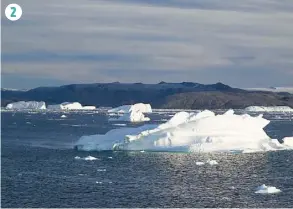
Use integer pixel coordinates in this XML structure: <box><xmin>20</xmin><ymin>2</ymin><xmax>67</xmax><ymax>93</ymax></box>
<box><xmin>255</xmin><ymin>184</ymin><xmax>281</xmax><ymax>194</ymax></box>
<box><xmin>245</xmin><ymin>106</ymin><xmax>293</xmax><ymax>112</ymax></box>
<box><xmin>6</xmin><ymin>101</ymin><xmax>46</xmax><ymax>110</ymax></box>
<box><xmin>195</xmin><ymin>162</ymin><xmax>205</xmax><ymax>166</ymax></box>
<box><xmin>75</xmin><ymin>109</ymin><xmax>293</xmax><ymax>153</ymax></box>
<box><xmin>61</xmin><ymin>115</ymin><xmax>67</xmax><ymax>118</ymax></box>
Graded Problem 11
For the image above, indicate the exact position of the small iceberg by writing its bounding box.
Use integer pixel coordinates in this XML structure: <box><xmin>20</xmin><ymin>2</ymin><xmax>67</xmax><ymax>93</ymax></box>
<box><xmin>255</xmin><ymin>184</ymin><xmax>281</xmax><ymax>194</ymax></box>
<box><xmin>108</xmin><ymin>103</ymin><xmax>152</xmax><ymax>114</ymax></box>
<box><xmin>207</xmin><ymin>160</ymin><xmax>218</xmax><ymax>165</ymax></box>
<box><xmin>110</xmin><ymin>110</ymin><xmax>150</xmax><ymax>122</ymax></box>
<box><xmin>95</xmin><ymin>181</ymin><xmax>103</xmax><ymax>184</ymax></box>
<box><xmin>196</xmin><ymin>162</ymin><xmax>205</xmax><ymax>166</ymax></box>
<box><xmin>61</xmin><ymin>115</ymin><xmax>67</xmax><ymax>118</ymax></box>
<box><xmin>74</xmin><ymin>156</ymin><xmax>98</xmax><ymax>161</ymax></box>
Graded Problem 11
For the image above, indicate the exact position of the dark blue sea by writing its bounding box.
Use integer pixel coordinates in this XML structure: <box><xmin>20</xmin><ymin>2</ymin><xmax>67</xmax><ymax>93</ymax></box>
<box><xmin>1</xmin><ymin>110</ymin><xmax>293</xmax><ymax>207</ymax></box>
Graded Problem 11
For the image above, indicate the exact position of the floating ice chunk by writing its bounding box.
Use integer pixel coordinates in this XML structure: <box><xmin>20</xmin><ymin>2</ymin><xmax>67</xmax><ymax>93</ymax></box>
<box><xmin>97</xmin><ymin>169</ymin><xmax>106</xmax><ymax>172</ymax></box>
<box><xmin>108</xmin><ymin>103</ymin><xmax>152</xmax><ymax>114</ymax></box>
<box><xmin>95</xmin><ymin>181</ymin><xmax>103</xmax><ymax>184</ymax></box>
<box><xmin>74</xmin><ymin>156</ymin><xmax>98</xmax><ymax>161</ymax></box>
<box><xmin>255</xmin><ymin>184</ymin><xmax>281</xmax><ymax>194</ymax></box>
<box><xmin>6</xmin><ymin>101</ymin><xmax>46</xmax><ymax>110</ymax></box>
<box><xmin>207</xmin><ymin>160</ymin><xmax>218</xmax><ymax>165</ymax></box>
<box><xmin>84</xmin><ymin>156</ymin><xmax>98</xmax><ymax>161</ymax></box>
<box><xmin>61</xmin><ymin>115</ymin><xmax>67</xmax><ymax>118</ymax></box>
<box><xmin>108</xmin><ymin>157</ymin><xmax>113</xmax><ymax>159</ymax></box>
<box><xmin>113</xmin><ymin>124</ymin><xmax>127</xmax><ymax>126</ymax></box>
<box><xmin>245</xmin><ymin>106</ymin><xmax>293</xmax><ymax>112</ymax></box>
<box><xmin>196</xmin><ymin>162</ymin><xmax>205</xmax><ymax>166</ymax></box>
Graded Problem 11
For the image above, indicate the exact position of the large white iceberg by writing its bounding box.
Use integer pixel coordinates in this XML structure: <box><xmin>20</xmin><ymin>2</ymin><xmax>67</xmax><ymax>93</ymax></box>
<box><xmin>6</xmin><ymin>101</ymin><xmax>46</xmax><ymax>110</ymax></box>
<box><xmin>75</xmin><ymin>109</ymin><xmax>293</xmax><ymax>152</ymax></box>
<box><xmin>110</xmin><ymin>110</ymin><xmax>150</xmax><ymax>122</ymax></box>
<box><xmin>108</xmin><ymin>103</ymin><xmax>152</xmax><ymax>114</ymax></box>
<box><xmin>245</xmin><ymin>106</ymin><xmax>293</xmax><ymax>112</ymax></box>
<box><xmin>47</xmin><ymin>102</ymin><xmax>83</xmax><ymax>110</ymax></box>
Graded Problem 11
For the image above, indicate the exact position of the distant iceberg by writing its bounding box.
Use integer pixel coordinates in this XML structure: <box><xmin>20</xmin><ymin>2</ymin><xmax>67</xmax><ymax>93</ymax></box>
<box><xmin>108</xmin><ymin>103</ymin><xmax>152</xmax><ymax>114</ymax></box>
<box><xmin>6</xmin><ymin>101</ymin><xmax>46</xmax><ymax>110</ymax></box>
<box><xmin>108</xmin><ymin>103</ymin><xmax>151</xmax><ymax>122</ymax></box>
<box><xmin>245</xmin><ymin>106</ymin><xmax>293</xmax><ymax>112</ymax></box>
<box><xmin>75</xmin><ymin>109</ymin><xmax>293</xmax><ymax>152</ymax></box>
<box><xmin>110</xmin><ymin>110</ymin><xmax>150</xmax><ymax>122</ymax></box>
<box><xmin>255</xmin><ymin>184</ymin><xmax>281</xmax><ymax>194</ymax></box>
<box><xmin>82</xmin><ymin>106</ymin><xmax>96</xmax><ymax>110</ymax></box>
<box><xmin>48</xmin><ymin>102</ymin><xmax>83</xmax><ymax>110</ymax></box>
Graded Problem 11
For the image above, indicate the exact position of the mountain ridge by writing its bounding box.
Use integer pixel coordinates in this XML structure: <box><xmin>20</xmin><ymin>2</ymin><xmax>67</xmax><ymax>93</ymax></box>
<box><xmin>1</xmin><ymin>82</ymin><xmax>293</xmax><ymax>109</ymax></box>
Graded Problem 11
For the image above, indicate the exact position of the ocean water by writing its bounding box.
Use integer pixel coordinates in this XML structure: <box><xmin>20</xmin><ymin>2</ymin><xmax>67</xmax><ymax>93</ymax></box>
<box><xmin>1</xmin><ymin>110</ymin><xmax>293</xmax><ymax>207</ymax></box>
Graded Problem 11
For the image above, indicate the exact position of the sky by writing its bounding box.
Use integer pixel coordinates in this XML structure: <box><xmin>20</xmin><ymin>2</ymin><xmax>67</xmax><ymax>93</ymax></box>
<box><xmin>1</xmin><ymin>0</ymin><xmax>293</xmax><ymax>89</ymax></box>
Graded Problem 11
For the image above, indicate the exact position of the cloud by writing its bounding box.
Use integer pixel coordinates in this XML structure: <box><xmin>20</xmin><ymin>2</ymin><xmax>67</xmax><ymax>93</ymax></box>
<box><xmin>2</xmin><ymin>0</ymin><xmax>293</xmax><ymax>88</ymax></box>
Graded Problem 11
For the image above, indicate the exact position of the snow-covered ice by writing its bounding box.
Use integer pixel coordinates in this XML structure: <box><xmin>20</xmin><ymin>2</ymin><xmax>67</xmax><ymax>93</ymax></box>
<box><xmin>75</xmin><ymin>109</ymin><xmax>293</xmax><ymax>153</ymax></box>
<box><xmin>108</xmin><ymin>103</ymin><xmax>152</xmax><ymax>114</ymax></box>
<box><xmin>255</xmin><ymin>184</ymin><xmax>281</xmax><ymax>194</ymax></box>
<box><xmin>6</xmin><ymin>101</ymin><xmax>46</xmax><ymax>110</ymax></box>
<box><xmin>245</xmin><ymin>106</ymin><xmax>293</xmax><ymax>112</ymax></box>
<box><xmin>196</xmin><ymin>162</ymin><xmax>205</xmax><ymax>166</ymax></box>
<box><xmin>61</xmin><ymin>115</ymin><xmax>67</xmax><ymax>118</ymax></box>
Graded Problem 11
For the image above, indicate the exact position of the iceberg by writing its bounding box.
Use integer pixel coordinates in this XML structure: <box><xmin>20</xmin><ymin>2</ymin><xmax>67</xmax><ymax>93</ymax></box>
<box><xmin>108</xmin><ymin>103</ymin><xmax>152</xmax><ymax>114</ymax></box>
<box><xmin>110</xmin><ymin>110</ymin><xmax>150</xmax><ymax>122</ymax></box>
<box><xmin>6</xmin><ymin>101</ymin><xmax>46</xmax><ymax>110</ymax></box>
<box><xmin>48</xmin><ymin>102</ymin><xmax>83</xmax><ymax>110</ymax></box>
<box><xmin>75</xmin><ymin>110</ymin><xmax>293</xmax><ymax>152</ymax></box>
<box><xmin>82</xmin><ymin>106</ymin><xmax>96</xmax><ymax>110</ymax></box>
<box><xmin>245</xmin><ymin>106</ymin><xmax>293</xmax><ymax>112</ymax></box>
<box><xmin>255</xmin><ymin>184</ymin><xmax>281</xmax><ymax>194</ymax></box>
<box><xmin>74</xmin><ymin>156</ymin><xmax>98</xmax><ymax>161</ymax></box>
